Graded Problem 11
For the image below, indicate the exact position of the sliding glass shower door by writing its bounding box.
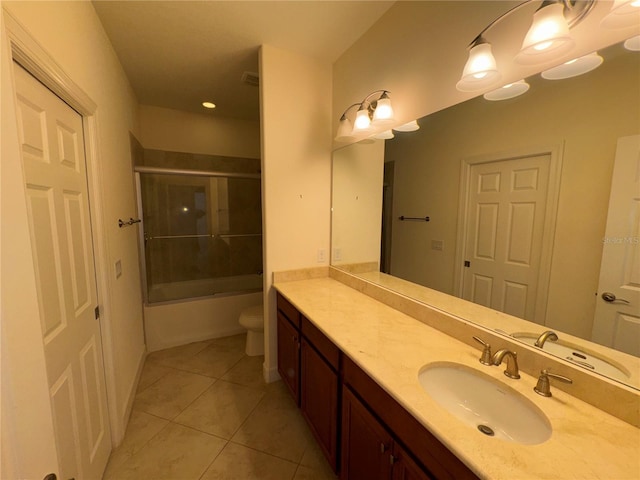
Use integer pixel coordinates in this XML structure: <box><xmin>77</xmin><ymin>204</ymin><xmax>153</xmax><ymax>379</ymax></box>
<box><xmin>138</xmin><ymin>169</ymin><xmax>263</xmax><ymax>303</ymax></box>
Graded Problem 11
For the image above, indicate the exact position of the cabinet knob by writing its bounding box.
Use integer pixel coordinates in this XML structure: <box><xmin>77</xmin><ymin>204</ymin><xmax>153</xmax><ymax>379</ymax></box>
<box><xmin>380</xmin><ymin>442</ymin><xmax>387</xmax><ymax>453</ymax></box>
<box><xmin>389</xmin><ymin>454</ymin><xmax>397</xmax><ymax>466</ymax></box>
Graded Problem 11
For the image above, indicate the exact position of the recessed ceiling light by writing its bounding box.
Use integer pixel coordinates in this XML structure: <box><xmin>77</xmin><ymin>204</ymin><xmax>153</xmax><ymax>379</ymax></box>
<box><xmin>541</xmin><ymin>52</ymin><xmax>603</xmax><ymax>80</ymax></box>
<box><xmin>483</xmin><ymin>80</ymin><xmax>530</xmax><ymax>101</ymax></box>
<box><xmin>202</xmin><ymin>101</ymin><xmax>216</xmax><ymax>109</ymax></box>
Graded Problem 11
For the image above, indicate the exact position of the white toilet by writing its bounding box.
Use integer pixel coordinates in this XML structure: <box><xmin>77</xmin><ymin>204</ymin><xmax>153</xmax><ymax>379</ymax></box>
<box><xmin>239</xmin><ymin>304</ymin><xmax>264</xmax><ymax>356</ymax></box>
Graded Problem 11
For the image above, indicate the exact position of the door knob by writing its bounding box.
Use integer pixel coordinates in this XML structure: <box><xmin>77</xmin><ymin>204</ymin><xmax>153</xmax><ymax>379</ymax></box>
<box><xmin>601</xmin><ymin>292</ymin><xmax>630</xmax><ymax>304</ymax></box>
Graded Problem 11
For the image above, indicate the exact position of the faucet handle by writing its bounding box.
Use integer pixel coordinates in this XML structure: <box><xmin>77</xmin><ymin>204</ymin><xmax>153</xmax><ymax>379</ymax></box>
<box><xmin>472</xmin><ymin>336</ymin><xmax>492</xmax><ymax>366</ymax></box>
<box><xmin>534</xmin><ymin>369</ymin><xmax>573</xmax><ymax>397</ymax></box>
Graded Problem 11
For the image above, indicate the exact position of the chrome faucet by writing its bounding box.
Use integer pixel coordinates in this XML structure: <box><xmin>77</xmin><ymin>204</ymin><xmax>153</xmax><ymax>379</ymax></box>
<box><xmin>534</xmin><ymin>369</ymin><xmax>573</xmax><ymax>397</ymax></box>
<box><xmin>534</xmin><ymin>330</ymin><xmax>558</xmax><ymax>348</ymax></box>
<box><xmin>492</xmin><ymin>349</ymin><xmax>520</xmax><ymax>379</ymax></box>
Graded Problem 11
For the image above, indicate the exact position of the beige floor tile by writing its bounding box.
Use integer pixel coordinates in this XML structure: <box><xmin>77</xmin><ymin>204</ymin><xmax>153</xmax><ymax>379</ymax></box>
<box><xmin>172</xmin><ymin>343</ymin><xmax>245</xmax><ymax>378</ymax></box>
<box><xmin>299</xmin><ymin>436</ymin><xmax>336</xmax><ymax>475</ymax></box>
<box><xmin>293</xmin><ymin>465</ymin><xmax>339</xmax><ymax>480</ymax></box>
<box><xmin>231</xmin><ymin>380</ymin><xmax>313</xmax><ymax>463</ymax></box>
<box><xmin>200</xmin><ymin>441</ymin><xmax>297</xmax><ymax>480</ymax></box>
<box><xmin>136</xmin><ymin>360</ymin><xmax>176</xmax><ymax>393</ymax></box>
<box><xmin>104</xmin><ymin>410</ymin><xmax>169</xmax><ymax>474</ymax></box>
<box><xmin>174</xmin><ymin>380</ymin><xmax>265</xmax><ymax>438</ymax></box>
<box><xmin>221</xmin><ymin>355</ymin><xmax>267</xmax><ymax>389</ymax></box>
<box><xmin>104</xmin><ymin>423</ymin><xmax>226</xmax><ymax>480</ymax></box>
<box><xmin>133</xmin><ymin>369</ymin><xmax>215</xmax><ymax>419</ymax></box>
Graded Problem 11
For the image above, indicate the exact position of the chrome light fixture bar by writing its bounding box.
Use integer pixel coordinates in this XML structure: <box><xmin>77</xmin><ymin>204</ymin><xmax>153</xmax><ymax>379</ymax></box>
<box><xmin>457</xmin><ymin>0</ymin><xmax>596</xmax><ymax>92</ymax></box>
<box><xmin>335</xmin><ymin>90</ymin><xmax>395</xmax><ymax>142</ymax></box>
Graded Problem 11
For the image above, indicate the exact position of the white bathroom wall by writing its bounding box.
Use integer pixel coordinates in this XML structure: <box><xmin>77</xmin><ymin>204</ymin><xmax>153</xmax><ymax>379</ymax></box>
<box><xmin>138</xmin><ymin>104</ymin><xmax>260</xmax><ymax>158</ymax></box>
<box><xmin>331</xmin><ymin>140</ymin><xmax>385</xmax><ymax>266</ymax></box>
<box><xmin>1</xmin><ymin>0</ymin><xmax>143</xmax><ymax>469</ymax></box>
<box><xmin>260</xmin><ymin>44</ymin><xmax>333</xmax><ymax>380</ymax></box>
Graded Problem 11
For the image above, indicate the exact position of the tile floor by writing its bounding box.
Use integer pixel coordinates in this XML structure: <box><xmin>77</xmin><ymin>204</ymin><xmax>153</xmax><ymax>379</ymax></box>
<box><xmin>104</xmin><ymin>334</ymin><xmax>338</xmax><ymax>480</ymax></box>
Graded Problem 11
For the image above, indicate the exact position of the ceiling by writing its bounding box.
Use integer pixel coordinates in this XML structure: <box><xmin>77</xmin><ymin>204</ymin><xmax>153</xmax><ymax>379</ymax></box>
<box><xmin>93</xmin><ymin>1</ymin><xmax>395</xmax><ymax>121</ymax></box>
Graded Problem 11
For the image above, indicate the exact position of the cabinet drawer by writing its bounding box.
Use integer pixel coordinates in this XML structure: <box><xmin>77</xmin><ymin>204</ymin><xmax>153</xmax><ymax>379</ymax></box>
<box><xmin>277</xmin><ymin>292</ymin><xmax>301</xmax><ymax>328</ymax></box>
<box><xmin>343</xmin><ymin>356</ymin><xmax>478</xmax><ymax>480</ymax></box>
<box><xmin>301</xmin><ymin>315</ymin><xmax>341</xmax><ymax>370</ymax></box>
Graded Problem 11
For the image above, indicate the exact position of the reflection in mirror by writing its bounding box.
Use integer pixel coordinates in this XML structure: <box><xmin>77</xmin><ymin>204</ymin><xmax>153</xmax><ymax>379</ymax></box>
<box><xmin>331</xmin><ymin>41</ymin><xmax>640</xmax><ymax>390</ymax></box>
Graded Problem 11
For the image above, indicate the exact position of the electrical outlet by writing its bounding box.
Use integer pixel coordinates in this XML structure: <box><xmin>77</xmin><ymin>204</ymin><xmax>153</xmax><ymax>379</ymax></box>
<box><xmin>333</xmin><ymin>247</ymin><xmax>342</xmax><ymax>262</ymax></box>
<box><xmin>431</xmin><ymin>240</ymin><xmax>444</xmax><ymax>251</ymax></box>
<box><xmin>317</xmin><ymin>248</ymin><xmax>326</xmax><ymax>263</ymax></box>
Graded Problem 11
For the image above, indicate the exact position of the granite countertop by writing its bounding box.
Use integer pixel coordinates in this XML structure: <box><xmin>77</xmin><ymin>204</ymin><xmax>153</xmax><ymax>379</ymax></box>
<box><xmin>274</xmin><ymin>276</ymin><xmax>640</xmax><ymax>480</ymax></box>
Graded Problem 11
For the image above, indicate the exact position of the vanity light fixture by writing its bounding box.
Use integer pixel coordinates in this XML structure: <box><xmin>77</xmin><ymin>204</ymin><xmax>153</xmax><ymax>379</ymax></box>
<box><xmin>456</xmin><ymin>0</ymin><xmax>596</xmax><ymax>92</ymax></box>
<box><xmin>600</xmin><ymin>0</ymin><xmax>640</xmax><ymax>29</ymax></box>
<box><xmin>541</xmin><ymin>51</ymin><xmax>603</xmax><ymax>79</ymax></box>
<box><xmin>483</xmin><ymin>80</ymin><xmax>530</xmax><ymax>101</ymax></box>
<box><xmin>335</xmin><ymin>90</ymin><xmax>395</xmax><ymax>141</ymax></box>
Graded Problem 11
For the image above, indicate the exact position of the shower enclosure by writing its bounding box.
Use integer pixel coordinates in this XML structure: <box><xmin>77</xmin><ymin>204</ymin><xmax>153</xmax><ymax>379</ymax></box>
<box><xmin>136</xmin><ymin>167</ymin><xmax>263</xmax><ymax>303</ymax></box>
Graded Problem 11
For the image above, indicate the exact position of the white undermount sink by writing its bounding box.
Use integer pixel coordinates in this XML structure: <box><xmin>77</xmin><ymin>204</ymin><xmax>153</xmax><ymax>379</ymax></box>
<box><xmin>418</xmin><ymin>362</ymin><xmax>552</xmax><ymax>445</ymax></box>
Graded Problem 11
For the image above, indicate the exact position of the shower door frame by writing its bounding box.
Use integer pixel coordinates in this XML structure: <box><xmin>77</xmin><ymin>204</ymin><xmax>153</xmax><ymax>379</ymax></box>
<box><xmin>134</xmin><ymin>166</ymin><xmax>262</xmax><ymax>305</ymax></box>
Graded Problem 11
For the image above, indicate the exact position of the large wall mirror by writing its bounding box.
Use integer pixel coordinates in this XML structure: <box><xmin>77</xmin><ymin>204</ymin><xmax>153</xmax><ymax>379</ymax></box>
<box><xmin>331</xmin><ymin>39</ymin><xmax>640</xmax><ymax>390</ymax></box>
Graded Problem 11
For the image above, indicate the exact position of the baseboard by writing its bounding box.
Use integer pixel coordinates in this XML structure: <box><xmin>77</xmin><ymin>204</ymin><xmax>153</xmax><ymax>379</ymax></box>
<box><xmin>263</xmin><ymin>363</ymin><xmax>281</xmax><ymax>383</ymax></box>
<box><xmin>113</xmin><ymin>343</ymin><xmax>146</xmax><ymax>447</ymax></box>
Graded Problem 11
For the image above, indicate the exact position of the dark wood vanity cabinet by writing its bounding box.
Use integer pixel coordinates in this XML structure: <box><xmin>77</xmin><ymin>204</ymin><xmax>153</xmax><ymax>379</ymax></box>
<box><xmin>300</xmin><ymin>317</ymin><xmax>340</xmax><ymax>471</ymax></box>
<box><xmin>341</xmin><ymin>386</ymin><xmax>393</xmax><ymax>479</ymax></box>
<box><xmin>276</xmin><ymin>293</ymin><xmax>478</xmax><ymax>480</ymax></box>
<box><xmin>341</xmin><ymin>386</ymin><xmax>432</xmax><ymax>480</ymax></box>
<box><xmin>276</xmin><ymin>294</ymin><xmax>301</xmax><ymax>404</ymax></box>
<box><xmin>277</xmin><ymin>293</ymin><xmax>340</xmax><ymax>471</ymax></box>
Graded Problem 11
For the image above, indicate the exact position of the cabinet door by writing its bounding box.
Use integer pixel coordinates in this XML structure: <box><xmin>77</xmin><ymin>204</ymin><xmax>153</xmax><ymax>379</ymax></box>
<box><xmin>341</xmin><ymin>387</ymin><xmax>393</xmax><ymax>480</ymax></box>
<box><xmin>277</xmin><ymin>312</ymin><xmax>300</xmax><ymax>404</ymax></box>
<box><xmin>301</xmin><ymin>339</ymin><xmax>339</xmax><ymax>472</ymax></box>
<box><xmin>392</xmin><ymin>444</ymin><xmax>434</xmax><ymax>480</ymax></box>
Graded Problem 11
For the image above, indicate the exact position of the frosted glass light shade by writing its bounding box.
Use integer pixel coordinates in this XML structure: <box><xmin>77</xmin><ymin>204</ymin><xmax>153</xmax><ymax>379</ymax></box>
<box><xmin>393</xmin><ymin>120</ymin><xmax>420</xmax><ymax>132</ymax></box>
<box><xmin>372</xmin><ymin>96</ymin><xmax>394</xmax><ymax>124</ymax></box>
<box><xmin>624</xmin><ymin>35</ymin><xmax>640</xmax><ymax>51</ymax></box>
<box><xmin>373</xmin><ymin>130</ymin><xmax>395</xmax><ymax>140</ymax></box>
<box><xmin>335</xmin><ymin>117</ymin><xmax>354</xmax><ymax>142</ymax></box>
<box><xmin>353</xmin><ymin>108</ymin><xmax>372</xmax><ymax>132</ymax></box>
<box><xmin>483</xmin><ymin>80</ymin><xmax>530</xmax><ymax>101</ymax></box>
<box><xmin>601</xmin><ymin>0</ymin><xmax>640</xmax><ymax>29</ymax></box>
<box><xmin>515</xmin><ymin>3</ymin><xmax>575</xmax><ymax>65</ymax></box>
<box><xmin>456</xmin><ymin>42</ymin><xmax>501</xmax><ymax>92</ymax></box>
<box><xmin>541</xmin><ymin>52</ymin><xmax>603</xmax><ymax>80</ymax></box>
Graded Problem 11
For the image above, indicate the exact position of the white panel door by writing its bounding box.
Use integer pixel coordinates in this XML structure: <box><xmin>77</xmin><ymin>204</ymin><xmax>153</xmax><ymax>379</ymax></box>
<box><xmin>462</xmin><ymin>154</ymin><xmax>550</xmax><ymax>322</ymax></box>
<box><xmin>14</xmin><ymin>63</ymin><xmax>111</xmax><ymax>480</ymax></box>
<box><xmin>592</xmin><ymin>135</ymin><xmax>640</xmax><ymax>356</ymax></box>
